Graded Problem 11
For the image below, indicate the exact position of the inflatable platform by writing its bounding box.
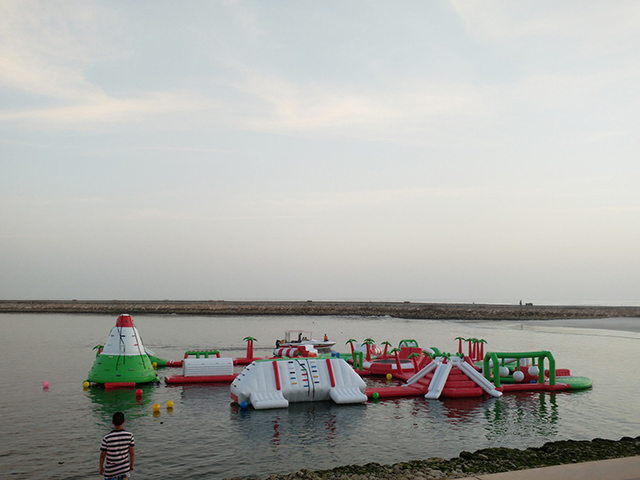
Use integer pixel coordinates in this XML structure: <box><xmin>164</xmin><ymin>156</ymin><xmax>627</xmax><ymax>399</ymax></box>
<box><xmin>165</xmin><ymin>350</ymin><xmax>239</xmax><ymax>384</ymax></box>
<box><xmin>231</xmin><ymin>357</ymin><xmax>367</xmax><ymax>409</ymax></box>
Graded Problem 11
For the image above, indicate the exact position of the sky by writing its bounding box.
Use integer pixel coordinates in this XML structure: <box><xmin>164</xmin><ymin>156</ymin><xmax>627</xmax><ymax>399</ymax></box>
<box><xmin>2</xmin><ymin>1</ymin><xmax>640</xmax><ymax>304</ymax></box>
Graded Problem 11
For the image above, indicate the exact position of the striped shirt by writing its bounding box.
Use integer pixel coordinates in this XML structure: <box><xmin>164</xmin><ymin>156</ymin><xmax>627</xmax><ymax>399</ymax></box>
<box><xmin>100</xmin><ymin>429</ymin><xmax>135</xmax><ymax>477</ymax></box>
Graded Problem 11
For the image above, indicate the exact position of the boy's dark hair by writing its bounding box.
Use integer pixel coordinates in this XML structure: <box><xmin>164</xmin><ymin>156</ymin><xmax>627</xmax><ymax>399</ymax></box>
<box><xmin>112</xmin><ymin>412</ymin><xmax>125</xmax><ymax>426</ymax></box>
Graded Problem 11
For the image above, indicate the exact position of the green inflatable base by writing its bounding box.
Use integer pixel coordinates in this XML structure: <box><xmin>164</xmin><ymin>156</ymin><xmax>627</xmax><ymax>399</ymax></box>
<box><xmin>557</xmin><ymin>375</ymin><xmax>593</xmax><ymax>390</ymax></box>
<box><xmin>147</xmin><ymin>354</ymin><xmax>168</xmax><ymax>367</ymax></box>
<box><xmin>88</xmin><ymin>353</ymin><xmax>158</xmax><ymax>385</ymax></box>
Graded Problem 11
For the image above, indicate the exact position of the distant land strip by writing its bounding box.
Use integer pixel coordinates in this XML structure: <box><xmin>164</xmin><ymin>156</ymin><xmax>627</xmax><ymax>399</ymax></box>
<box><xmin>2</xmin><ymin>300</ymin><xmax>640</xmax><ymax>320</ymax></box>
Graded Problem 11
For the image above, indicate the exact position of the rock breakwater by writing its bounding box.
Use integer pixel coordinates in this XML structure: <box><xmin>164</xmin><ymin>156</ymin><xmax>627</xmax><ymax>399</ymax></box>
<box><xmin>1</xmin><ymin>300</ymin><xmax>640</xmax><ymax>320</ymax></box>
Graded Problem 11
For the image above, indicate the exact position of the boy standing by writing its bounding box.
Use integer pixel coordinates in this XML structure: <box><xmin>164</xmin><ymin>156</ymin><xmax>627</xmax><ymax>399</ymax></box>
<box><xmin>99</xmin><ymin>412</ymin><xmax>135</xmax><ymax>479</ymax></box>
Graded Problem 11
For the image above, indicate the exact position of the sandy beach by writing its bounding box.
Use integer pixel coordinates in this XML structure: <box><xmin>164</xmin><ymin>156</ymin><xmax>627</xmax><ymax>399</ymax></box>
<box><xmin>2</xmin><ymin>299</ymin><xmax>640</xmax><ymax>321</ymax></box>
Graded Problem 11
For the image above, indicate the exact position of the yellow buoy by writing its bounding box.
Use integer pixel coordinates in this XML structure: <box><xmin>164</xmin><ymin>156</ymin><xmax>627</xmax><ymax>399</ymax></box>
<box><xmin>166</xmin><ymin>400</ymin><xmax>174</xmax><ymax>408</ymax></box>
<box><xmin>386</xmin><ymin>373</ymin><xmax>392</xmax><ymax>380</ymax></box>
<box><xmin>83</xmin><ymin>381</ymin><xmax>90</xmax><ymax>388</ymax></box>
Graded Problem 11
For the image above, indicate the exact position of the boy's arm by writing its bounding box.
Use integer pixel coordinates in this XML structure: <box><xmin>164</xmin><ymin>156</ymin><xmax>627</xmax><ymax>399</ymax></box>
<box><xmin>99</xmin><ymin>451</ymin><xmax>106</xmax><ymax>475</ymax></box>
<box><xmin>129</xmin><ymin>446</ymin><xmax>135</xmax><ymax>471</ymax></box>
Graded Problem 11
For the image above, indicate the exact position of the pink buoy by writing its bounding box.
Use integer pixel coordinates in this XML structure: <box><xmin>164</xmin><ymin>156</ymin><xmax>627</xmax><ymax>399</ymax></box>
<box><xmin>135</xmin><ymin>388</ymin><xmax>143</xmax><ymax>396</ymax></box>
<box><xmin>43</xmin><ymin>381</ymin><xmax>50</xmax><ymax>389</ymax></box>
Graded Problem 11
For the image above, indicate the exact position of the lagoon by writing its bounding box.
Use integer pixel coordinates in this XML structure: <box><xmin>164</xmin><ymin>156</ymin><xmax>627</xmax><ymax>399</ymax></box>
<box><xmin>1</xmin><ymin>313</ymin><xmax>639</xmax><ymax>479</ymax></box>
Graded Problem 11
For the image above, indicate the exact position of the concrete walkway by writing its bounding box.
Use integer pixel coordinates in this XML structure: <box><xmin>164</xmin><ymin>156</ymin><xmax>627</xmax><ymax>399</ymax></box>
<box><xmin>459</xmin><ymin>456</ymin><xmax>640</xmax><ymax>480</ymax></box>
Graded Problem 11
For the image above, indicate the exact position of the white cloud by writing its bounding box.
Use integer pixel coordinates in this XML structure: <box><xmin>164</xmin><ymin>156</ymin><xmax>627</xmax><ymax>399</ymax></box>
<box><xmin>0</xmin><ymin>0</ymin><xmax>114</xmax><ymax>99</ymax></box>
<box><xmin>449</xmin><ymin>0</ymin><xmax>640</xmax><ymax>54</ymax></box>
<box><xmin>3</xmin><ymin>0</ymin><xmax>634</xmax><ymax>146</ymax></box>
<box><xmin>259</xmin><ymin>187</ymin><xmax>468</xmax><ymax>211</ymax></box>
<box><xmin>0</xmin><ymin>90</ymin><xmax>211</xmax><ymax>129</ymax></box>
<box><xmin>230</xmin><ymin>73</ymin><xmax>485</xmax><ymax>145</ymax></box>
<box><xmin>508</xmin><ymin>70</ymin><xmax>625</xmax><ymax>109</ymax></box>
<box><xmin>0</xmin><ymin>1</ymin><xmax>210</xmax><ymax>129</ymax></box>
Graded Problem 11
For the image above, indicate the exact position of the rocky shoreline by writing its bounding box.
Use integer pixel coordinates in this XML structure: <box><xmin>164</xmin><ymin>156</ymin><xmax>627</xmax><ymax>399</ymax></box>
<box><xmin>238</xmin><ymin>436</ymin><xmax>640</xmax><ymax>480</ymax></box>
<box><xmin>2</xmin><ymin>300</ymin><xmax>640</xmax><ymax>320</ymax></box>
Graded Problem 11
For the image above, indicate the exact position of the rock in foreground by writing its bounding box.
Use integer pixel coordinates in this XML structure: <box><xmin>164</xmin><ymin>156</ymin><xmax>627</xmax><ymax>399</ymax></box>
<box><xmin>232</xmin><ymin>436</ymin><xmax>640</xmax><ymax>480</ymax></box>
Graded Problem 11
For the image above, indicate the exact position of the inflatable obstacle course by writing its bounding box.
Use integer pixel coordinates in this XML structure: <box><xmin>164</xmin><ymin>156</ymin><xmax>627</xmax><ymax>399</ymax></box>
<box><xmin>357</xmin><ymin>337</ymin><xmax>592</xmax><ymax>401</ymax></box>
<box><xmin>482</xmin><ymin>350</ymin><xmax>593</xmax><ymax>392</ymax></box>
<box><xmin>86</xmin><ymin>314</ymin><xmax>158</xmax><ymax>387</ymax></box>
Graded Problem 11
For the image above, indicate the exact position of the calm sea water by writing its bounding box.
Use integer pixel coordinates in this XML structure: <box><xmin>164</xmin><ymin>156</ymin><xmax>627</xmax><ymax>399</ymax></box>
<box><xmin>1</xmin><ymin>313</ymin><xmax>639</xmax><ymax>479</ymax></box>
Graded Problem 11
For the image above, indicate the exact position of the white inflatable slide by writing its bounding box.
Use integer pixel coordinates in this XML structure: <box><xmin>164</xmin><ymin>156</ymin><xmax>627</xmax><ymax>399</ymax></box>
<box><xmin>424</xmin><ymin>358</ymin><xmax>452</xmax><ymax>399</ymax></box>
<box><xmin>230</xmin><ymin>357</ymin><xmax>368</xmax><ymax>409</ymax></box>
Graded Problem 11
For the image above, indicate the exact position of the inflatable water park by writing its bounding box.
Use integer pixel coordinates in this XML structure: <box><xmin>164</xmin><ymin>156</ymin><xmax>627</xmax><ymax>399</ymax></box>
<box><xmin>85</xmin><ymin>314</ymin><xmax>593</xmax><ymax>410</ymax></box>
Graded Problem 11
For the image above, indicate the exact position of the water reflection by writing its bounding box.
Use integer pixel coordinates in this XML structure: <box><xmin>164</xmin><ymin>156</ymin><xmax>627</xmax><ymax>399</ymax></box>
<box><xmin>484</xmin><ymin>392</ymin><xmax>560</xmax><ymax>440</ymax></box>
<box><xmin>230</xmin><ymin>401</ymin><xmax>367</xmax><ymax>449</ymax></box>
<box><xmin>436</xmin><ymin>396</ymin><xmax>491</xmax><ymax>423</ymax></box>
<box><xmin>171</xmin><ymin>382</ymin><xmax>231</xmax><ymax>410</ymax></box>
<box><xmin>225</xmin><ymin>401</ymin><xmax>370</xmax><ymax>476</ymax></box>
<box><xmin>84</xmin><ymin>384</ymin><xmax>155</xmax><ymax>421</ymax></box>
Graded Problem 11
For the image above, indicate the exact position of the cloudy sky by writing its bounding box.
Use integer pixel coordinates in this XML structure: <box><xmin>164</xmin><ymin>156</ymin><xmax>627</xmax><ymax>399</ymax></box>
<box><xmin>2</xmin><ymin>1</ymin><xmax>640</xmax><ymax>304</ymax></box>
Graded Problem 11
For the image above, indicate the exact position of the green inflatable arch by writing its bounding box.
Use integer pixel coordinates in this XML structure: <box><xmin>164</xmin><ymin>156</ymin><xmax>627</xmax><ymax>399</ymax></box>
<box><xmin>483</xmin><ymin>350</ymin><xmax>556</xmax><ymax>387</ymax></box>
